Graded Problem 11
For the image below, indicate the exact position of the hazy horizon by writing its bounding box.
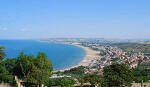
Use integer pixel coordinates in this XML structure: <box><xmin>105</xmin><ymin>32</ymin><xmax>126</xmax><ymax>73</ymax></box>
<box><xmin>0</xmin><ymin>0</ymin><xmax>150</xmax><ymax>39</ymax></box>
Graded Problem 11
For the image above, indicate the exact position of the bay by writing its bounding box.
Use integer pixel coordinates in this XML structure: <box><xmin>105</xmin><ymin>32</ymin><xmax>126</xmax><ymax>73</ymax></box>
<box><xmin>0</xmin><ymin>40</ymin><xmax>86</xmax><ymax>70</ymax></box>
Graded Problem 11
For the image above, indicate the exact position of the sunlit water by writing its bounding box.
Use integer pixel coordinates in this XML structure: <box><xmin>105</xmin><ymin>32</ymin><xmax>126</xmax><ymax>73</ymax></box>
<box><xmin>0</xmin><ymin>40</ymin><xmax>86</xmax><ymax>70</ymax></box>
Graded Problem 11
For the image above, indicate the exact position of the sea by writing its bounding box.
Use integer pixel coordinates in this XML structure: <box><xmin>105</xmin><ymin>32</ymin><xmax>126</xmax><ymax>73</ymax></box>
<box><xmin>0</xmin><ymin>40</ymin><xmax>86</xmax><ymax>70</ymax></box>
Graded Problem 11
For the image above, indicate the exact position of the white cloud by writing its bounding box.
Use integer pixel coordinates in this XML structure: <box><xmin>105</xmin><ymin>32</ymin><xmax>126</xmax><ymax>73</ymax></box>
<box><xmin>0</xmin><ymin>28</ymin><xmax>8</xmax><ymax>31</ymax></box>
<box><xmin>20</xmin><ymin>29</ymin><xmax>27</xmax><ymax>32</ymax></box>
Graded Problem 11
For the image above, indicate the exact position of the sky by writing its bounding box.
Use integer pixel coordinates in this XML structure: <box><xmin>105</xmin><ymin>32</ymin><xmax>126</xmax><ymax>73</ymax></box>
<box><xmin>0</xmin><ymin>0</ymin><xmax>150</xmax><ymax>39</ymax></box>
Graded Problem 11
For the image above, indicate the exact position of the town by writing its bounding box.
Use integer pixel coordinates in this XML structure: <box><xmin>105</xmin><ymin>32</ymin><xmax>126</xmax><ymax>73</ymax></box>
<box><xmin>45</xmin><ymin>38</ymin><xmax>150</xmax><ymax>71</ymax></box>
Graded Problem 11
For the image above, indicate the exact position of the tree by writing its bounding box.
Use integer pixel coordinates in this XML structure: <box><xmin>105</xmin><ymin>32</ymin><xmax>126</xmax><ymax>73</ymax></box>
<box><xmin>132</xmin><ymin>62</ymin><xmax>150</xmax><ymax>83</ymax></box>
<box><xmin>0</xmin><ymin>46</ymin><xmax>5</xmax><ymax>60</ymax></box>
<box><xmin>14</xmin><ymin>52</ymin><xmax>36</xmax><ymax>86</ymax></box>
<box><xmin>84</xmin><ymin>73</ymin><xmax>104</xmax><ymax>87</ymax></box>
<box><xmin>64</xmin><ymin>66</ymin><xmax>85</xmax><ymax>75</ymax></box>
<box><xmin>0</xmin><ymin>60</ymin><xmax>13</xmax><ymax>83</ymax></box>
<box><xmin>48</xmin><ymin>78</ymin><xmax>76</xmax><ymax>87</ymax></box>
<box><xmin>0</xmin><ymin>46</ymin><xmax>13</xmax><ymax>83</ymax></box>
<box><xmin>5</xmin><ymin>58</ymin><xmax>17</xmax><ymax>75</ymax></box>
<box><xmin>59</xmin><ymin>78</ymin><xmax>76</xmax><ymax>87</ymax></box>
<box><xmin>103</xmin><ymin>63</ymin><xmax>133</xmax><ymax>87</ymax></box>
<box><xmin>33</xmin><ymin>52</ymin><xmax>53</xmax><ymax>87</ymax></box>
<box><xmin>14</xmin><ymin>52</ymin><xmax>53</xmax><ymax>87</ymax></box>
<box><xmin>77</xmin><ymin>75</ymin><xmax>85</xmax><ymax>87</ymax></box>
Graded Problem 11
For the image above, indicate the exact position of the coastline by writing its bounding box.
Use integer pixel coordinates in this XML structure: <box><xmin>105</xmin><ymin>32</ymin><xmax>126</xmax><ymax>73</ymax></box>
<box><xmin>55</xmin><ymin>44</ymin><xmax>100</xmax><ymax>72</ymax></box>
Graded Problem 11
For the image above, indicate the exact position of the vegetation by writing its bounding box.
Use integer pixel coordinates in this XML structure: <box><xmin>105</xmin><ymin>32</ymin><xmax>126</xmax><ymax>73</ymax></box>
<box><xmin>0</xmin><ymin>61</ymin><xmax>14</xmax><ymax>83</ymax></box>
<box><xmin>133</xmin><ymin>62</ymin><xmax>150</xmax><ymax>82</ymax></box>
<box><xmin>14</xmin><ymin>52</ymin><xmax>53</xmax><ymax>86</ymax></box>
<box><xmin>5</xmin><ymin>58</ymin><xmax>17</xmax><ymax>75</ymax></box>
<box><xmin>55</xmin><ymin>66</ymin><xmax>86</xmax><ymax>79</ymax></box>
<box><xmin>111</xmin><ymin>57</ymin><xmax>120</xmax><ymax>62</ymax></box>
<box><xmin>1</xmin><ymin>45</ymin><xmax>150</xmax><ymax>87</ymax></box>
<box><xmin>113</xmin><ymin>43</ymin><xmax>150</xmax><ymax>54</ymax></box>
<box><xmin>48</xmin><ymin>78</ymin><xmax>76</xmax><ymax>87</ymax></box>
<box><xmin>54</xmin><ymin>66</ymin><xmax>85</xmax><ymax>86</ymax></box>
<box><xmin>84</xmin><ymin>73</ymin><xmax>104</xmax><ymax>87</ymax></box>
<box><xmin>103</xmin><ymin>63</ymin><xmax>133</xmax><ymax>87</ymax></box>
<box><xmin>0</xmin><ymin>46</ymin><xmax>14</xmax><ymax>84</ymax></box>
<box><xmin>99</xmin><ymin>50</ymin><xmax>106</xmax><ymax>56</ymax></box>
<box><xmin>0</xmin><ymin>46</ymin><xmax>5</xmax><ymax>60</ymax></box>
<box><xmin>0</xmin><ymin>46</ymin><xmax>53</xmax><ymax>87</ymax></box>
<box><xmin>63</xmin><ymin>66</ymin><xmax>85</xmax><ymax>76</ymax></box>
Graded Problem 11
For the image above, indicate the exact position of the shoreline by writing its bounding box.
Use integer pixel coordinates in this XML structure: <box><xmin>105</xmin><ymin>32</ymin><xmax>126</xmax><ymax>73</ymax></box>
<box><xmin>54</xmin><ymin>44</ymin><xmax>100</xmax><ymax>72</ymax></box>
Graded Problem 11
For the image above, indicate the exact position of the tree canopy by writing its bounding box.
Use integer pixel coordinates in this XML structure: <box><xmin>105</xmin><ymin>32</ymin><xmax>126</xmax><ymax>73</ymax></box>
<box><xmin>14</xmin><ymin>52</ymin><xmax>35</xmax><ymax>83</ymax></box>
<box><xmin>34</xmin><ymin>52</ymin><xmax>53</xmax><ymax>85</ymax></box>
<box><xmin>103</xmin><ymin>63</ymin><xmax>133</xmax><ymax>87</ymax></box>
<box><xmin>0</xmin><ymin>46</ymin><xmax>5</xmax><ymax>60</ymax></box>
<box><xmin>0</xmin><ymin>61</ymin><xmax>14</xmax><ymax>83</ymax></box>
<box><xmin>0</xmin><ymin>46</ymin><xmax>13</xmax><ymax>83</ymax></box>
<box><xmin>14</xmin><ymin>52</ymin><xmax>53</xmax><ymax>86</ymax></box>
<box><xmin>0</xmin><ymin>46</ymin><xmax>53</xmax><ymax>86</ymax></box>
<box><xmin>132</xmin><ymin>61</ymin><xmax>150</xmax><ymax>82</ymax></box>
<box><xmin>49</xmin><ymin>78</ymin><xmax>76</xmax><ymax>87</ymax></box>
<box><xmin>84</xmin><ymin>73</ymin><xmax>104</xmax><ymax>87</ymax></box>
<box><xmin>5</xmin><ymin>58</ymin><xmax>17</xmax><ymax>75</ymax></box>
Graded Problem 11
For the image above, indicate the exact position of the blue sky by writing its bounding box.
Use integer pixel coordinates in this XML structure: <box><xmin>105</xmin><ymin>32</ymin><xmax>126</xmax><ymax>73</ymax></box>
<box><xmin>0</xmin><ymin>0</ymin><xmax>150</xmax><ymax>39</ymax></box>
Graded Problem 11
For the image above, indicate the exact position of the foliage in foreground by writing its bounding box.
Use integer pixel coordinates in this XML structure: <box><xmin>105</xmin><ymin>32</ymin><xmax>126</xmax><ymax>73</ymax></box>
<box><xmin>0</xmin><ymin>61</ymin><xmax>14</xmax><ymax>83</ymax></box>
<box><xmin>14</xmin><ymin>52</ymin><xmax>53</xmax><ymax>86</ymax></box>
<box><xmin>0</xmin><ymin>46</ymin><xmax>53</xmax><ymax>87</ymax></box>
<box><xmin>0</xmin><ymin>46</ymin><xmax>5</xmax><ymax>60</ymax></box>
<box><xmin>83</xmin><ymin>73</ymin><xmax>104</xmax><ymax>87</ymax></box>
<box><xmin>54</xmin><ymin>63</ymin><xmax>134</xmax><ymax>87</ymax></box>
<box><xmin>0</xmin><ymin>46</ymin><xmax>14</xmax><ymax>83</ymax></box>
<box><xmin>103</xmin><ymin>63</ymin><xmax>133</xmax><ymax>87</ymax></box>
<box><xmin>48</xmin><ymin>78</ymin><xmax>76</xmax><ymax>87</ymax></box>
<box><xmin>133</xmin><ymin>62</ymin><xmax>150</xmax><ymax>82</ymax></box>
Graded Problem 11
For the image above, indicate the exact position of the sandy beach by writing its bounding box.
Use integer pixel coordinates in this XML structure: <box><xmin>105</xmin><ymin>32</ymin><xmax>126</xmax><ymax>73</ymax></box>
<box><xmin>55</xmin><ymin>44</ymin><xmax>100</xmax><ymax>72</ymax></box>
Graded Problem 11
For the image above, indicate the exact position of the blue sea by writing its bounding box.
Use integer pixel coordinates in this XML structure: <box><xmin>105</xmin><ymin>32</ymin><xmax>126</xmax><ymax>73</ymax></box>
<box><xmin>0</xmin><ymin>40</ymin><xmax>86</xmax><ymax>70</ymax></box>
